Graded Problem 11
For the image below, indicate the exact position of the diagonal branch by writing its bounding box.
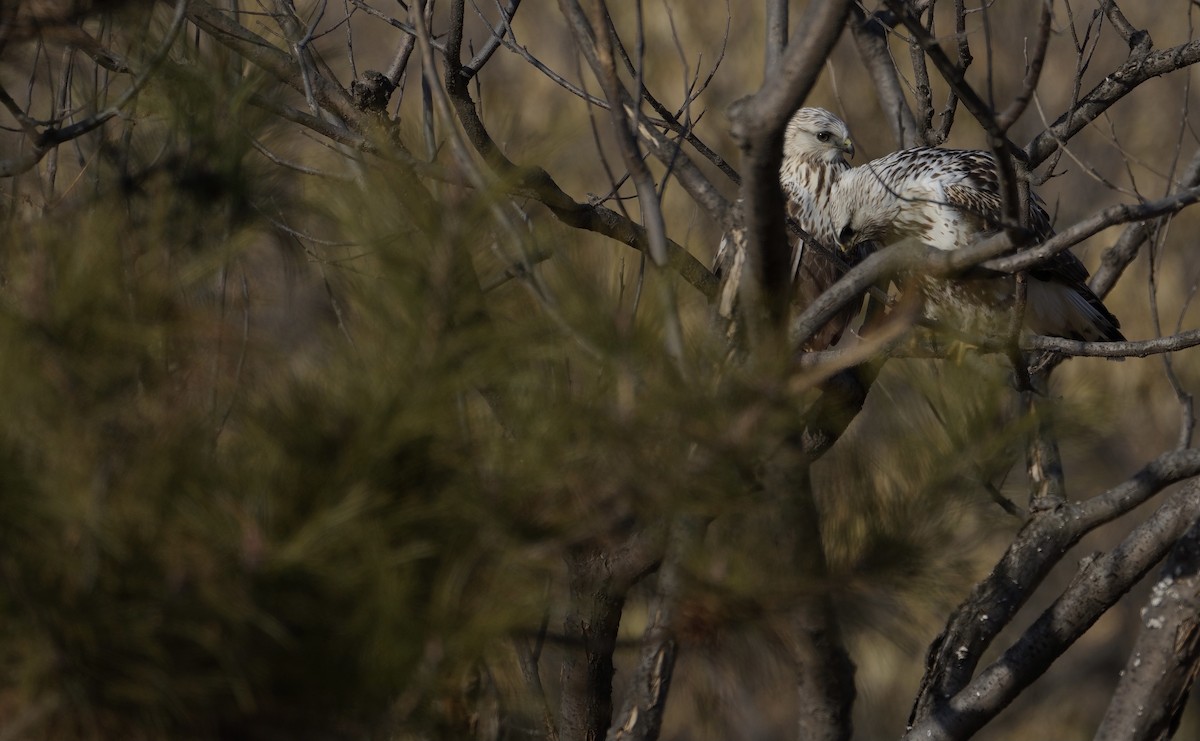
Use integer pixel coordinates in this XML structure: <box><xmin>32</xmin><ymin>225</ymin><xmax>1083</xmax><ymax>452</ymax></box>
<box><xmin>1094</xmin><ymin>515</ymin><xmax>1200</xmax><ymax>741</ymax></box>
<box><xmin>1091</xmin><ymin>147</ymin><xmax>1200</xmax><ymax>298</ymax></box>
<box><xmin>1026</xmin><ymin>38</ymin><xmax>1200</xmax><ymax>167</ymax></box>
<box><xmin>906</xmin><ymin>481</ymin><xmax>1200</xmax><ymax>741</ymax></box>
<box><xmin>909</xmin><ymin>449</ymin><xmax>1200</xmax><ymax>728</ymax></box>
<box><xmin>433</xmin><ymin>1</ymin><xmax>717</xmax><ymax>299</ymax></box>
<box><xmin>983</xmin><ymin>185</ymin><xmax>1200</xmax><ymax>273</ymax></box>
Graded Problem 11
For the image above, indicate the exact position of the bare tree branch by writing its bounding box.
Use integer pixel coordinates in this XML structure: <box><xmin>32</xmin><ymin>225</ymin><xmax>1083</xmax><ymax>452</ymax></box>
<box><xmin>1094</xmin><ymin>516</ymin><xmax>1200</xmax><ymax>741</ymax></box>
<box><xmin>764</xmin><ymin>0</ymin><xmax>787</xmax><ymax>71</ymax></box>
<box><xmin>907</xmin><ymin>481</ymin><xmax>1200</xmax><ymax>741</ymax></box>
<box><xmin>984</xmin><ymin>185</ymin><xmax>1200</xmax><ymax>273</ymax></box>
<box><xmin>1026</xmin><ymin>39</ymin><xmax>1200</xmax><ymax>167</ymax></box>
<box><xmin>1023</xmin><ymin>330</ymin><xmax>1200</xmax><ymax>359</ymax></box>
<box><xmin>1091</xmin><ymin>147</ymin><xmax>1200</xmax><ymax>298</ymax></box>
<box><xmin>605</xmin><ymin>515</ymin><xmax>705</xmax><ymax>741</ymax></box>
<box><xmin>0</xmin><ymin>0</ymin><xmax>188</xmax><ymax>178</ymax></box>
<box><xmin>561</xmin><ymin>0</ymin><xmax>687</xmax><ymax>372</ymax></box>
<box><xmin>994</xmin><ymin>0</ymin><xmax>1052</xmax><ymax>131</ymax></box>
<box><xmin>847</xmin><ymin>5</ymin><xmax>921</xmax><ymax>148</ymax></box>
<box><xmin>910</xmin><ymin>449</ymin><xmax>1200</xmax><ymax>727</ymax></box>
<box><xmin>462</xmin><ymin>0</ymin><xmax>521</xmax><ymax>78</ymax></box>
<box><xmin>432</xmin><ymin>4</ymin><xmax>718</xmax><ymax>298</ymax></box>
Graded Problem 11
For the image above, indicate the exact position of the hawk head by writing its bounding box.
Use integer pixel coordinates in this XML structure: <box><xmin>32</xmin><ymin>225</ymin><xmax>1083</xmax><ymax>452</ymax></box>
<box><xmin>783</xmin><ymin>107</ymin><xmax>855</xmax><ymax>165</ymax></box>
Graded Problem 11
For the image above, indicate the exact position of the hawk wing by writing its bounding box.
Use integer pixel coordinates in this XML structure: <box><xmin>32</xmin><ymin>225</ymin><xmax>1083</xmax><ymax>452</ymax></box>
<box><xmin>786</xmin><ymin>200</ymin><xmax>862</xmax><ymax>351</ymax></box>
<box><xmin>851</xmin><ymin>148</ymin><xmax>1124</xmax><ymax>342</ymax></box>
<box><xmin>932</xmin><ymin>152</ymin><xmax>1122</xmax><ymax>340</ymax></box>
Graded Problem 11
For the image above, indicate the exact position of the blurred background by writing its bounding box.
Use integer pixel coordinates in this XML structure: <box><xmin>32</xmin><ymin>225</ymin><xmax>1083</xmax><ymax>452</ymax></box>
<box><xmin>1</xmin><ymin>0</ymin><xmax>1198</xmax><ymax>739</ymax></box>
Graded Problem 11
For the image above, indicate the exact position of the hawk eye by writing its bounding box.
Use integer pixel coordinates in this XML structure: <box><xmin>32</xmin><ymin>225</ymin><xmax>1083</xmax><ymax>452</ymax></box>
<box><xmin>816</xmin><ymin>131</ymin><xmax>831</xmax><ymax>142</ymax></box>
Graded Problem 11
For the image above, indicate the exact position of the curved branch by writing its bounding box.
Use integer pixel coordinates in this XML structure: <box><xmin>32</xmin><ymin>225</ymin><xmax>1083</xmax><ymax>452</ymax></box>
<box><xmin>1094</xmin><ymin>515</ymin><xmax>1200</xmax><ymax>741</ymax></box>
<box><xmin>907</xmin><ymin>481</ymin><xmax>1200</xmax><ymax>741</ymax></box>
<box><xmin>436</xmin><ymin>1</ymin><xmax>717</xmax><ymax>299</ymax></box>
<box><xmin>910</xmin><ymin>449</ymin><xmax>1200</xmax><ymax>727</ymax></box>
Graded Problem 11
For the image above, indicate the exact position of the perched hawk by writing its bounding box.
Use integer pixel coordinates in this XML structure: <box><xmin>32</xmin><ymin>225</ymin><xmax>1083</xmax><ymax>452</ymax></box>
<box><xmin>713</xmin><ymin>107</ymin><xmax>864</xmax><ymax>350</ymax></box>
<box><xmin>778</xmin><ymin>107</ymin><xmax>863</xmax><ymax>350</ymax></box>
<box><xmin>831</xmin><ymin>145</ymin><xmax>1124</xmax><ymax>343</ymax></box>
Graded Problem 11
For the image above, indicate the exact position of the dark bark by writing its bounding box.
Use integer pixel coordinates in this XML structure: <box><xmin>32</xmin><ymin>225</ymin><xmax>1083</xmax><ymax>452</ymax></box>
<box><xmin>907</xmin><ymin>482</ymin><xmax>1200</xmax><ymax>741</ymax></box>
<box><xmin>910</xmin><ymin>451</ymin><xmax>1200</xmax><ymax>729</ymax></box>
<box><xmin>560</xmin><ymin>537</ymin><xmax>661</xmax><ymax>741</ymax></box>
<box><xmin>1094</xmin><ymin>511</ymin><xmax>1200</xmax><ymax>741</ymax></box>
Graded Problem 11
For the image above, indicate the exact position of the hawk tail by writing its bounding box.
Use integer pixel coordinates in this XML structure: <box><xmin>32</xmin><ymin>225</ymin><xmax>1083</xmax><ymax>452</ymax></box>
<box><xmin>1027</xmin><ymin>281</ymin><xmax>1125</xmax><ymax>344</ymax></box>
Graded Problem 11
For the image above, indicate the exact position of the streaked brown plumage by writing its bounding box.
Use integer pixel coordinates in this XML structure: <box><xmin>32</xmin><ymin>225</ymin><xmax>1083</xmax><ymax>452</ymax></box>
<box><xmin>778</xmin><ymin>107</ymin><xmax>862</xmax><ymax>351</ymax></box>
<box><xmin>712</xmin><ymin>107</ymin><xmax>864</xmax><ymax>351</ymax></box>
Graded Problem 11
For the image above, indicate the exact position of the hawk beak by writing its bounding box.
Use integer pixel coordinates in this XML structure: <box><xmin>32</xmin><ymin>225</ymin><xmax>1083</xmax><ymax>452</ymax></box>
<box><xmin>837</xmin><ymin>224</ymin><xmax>856</xmax><ymax>250</ymax></box>
<box><xmin>841</xmin><ymin>138</ymin><xmax>855</xmax><ymax>158</ymax></box>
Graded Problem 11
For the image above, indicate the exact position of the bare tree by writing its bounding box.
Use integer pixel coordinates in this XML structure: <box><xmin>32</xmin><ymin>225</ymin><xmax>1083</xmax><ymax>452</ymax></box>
<box><xmin>3</xmin><ymin>1</ymin><xmax>1200</xmax><ymax>740</ymax></box>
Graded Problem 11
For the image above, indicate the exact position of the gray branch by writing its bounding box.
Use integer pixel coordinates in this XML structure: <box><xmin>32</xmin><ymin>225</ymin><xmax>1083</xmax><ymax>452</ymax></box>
<box><xmin>909</xmin><ymin>449</ymin><xmax>1200</xmax><ymax>727</ymax></box>
<box><xmin>907</xmin><ymin>481</ymin><xmax>1200</xmax><ymax>741</ymax></box>
<box><xmin>1094</xmin><ymin>514</ymin><xmax>1200</xmax><ymax>741</ymax></box>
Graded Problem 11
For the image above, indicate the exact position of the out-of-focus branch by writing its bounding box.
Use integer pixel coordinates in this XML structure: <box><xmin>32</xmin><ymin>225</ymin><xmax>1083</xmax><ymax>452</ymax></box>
<box><xmin>0</xmin><ymin>0</ymin><xmax>188</xmax><ymax>178</ymax></box>
<box><xmin>1094</xmin><ymin>515</ymin><xmax>1200</xmax><ymax>741</ymax></box>
<box><xmin>561</xmin><ymin>533</ymin><xmax>662</xmax><ymax>741</ymax></box>
<box><xmin>432</xmin><ymin>1</ymin><xmax>717</xmax><ymax>298</ymax></box>
<box><xmin>727</xmin><ymin>0</ymin><xmax>853</xmax><ymax>331</ymax></box>
<box><xmin>188</xmin><ymin>0</ymin><xmax>359</xmax><ymax>123</ymax></box>
<box><xmin>909</xmin><ymin>449</ymin><xmax>1200</xmax><ymax>727</ymax></box>
<box><xmin>563</xmin><ymin>0</ymin><xmax>687</xmax><ymax>371</ymax></box>
<box><xmin>783</xmin><ymin>468</ymin><xmax>855</xmax><ymax>741</ymax></box>
<box><xmin>1023</xmin><ymin>390</ymin><xmax>1065</xmax><ymax>509</ymax></box>
<box><xmin>605</xmin><ymin>515</ymin><xmax>706</xmax><ymax>741</ymax></box>
<box><xmin>764</xmin><ymin>0</ymin><xmax>787</xmax><ymax>71</ymax></box>
<box><xmin>908</xmin><ymin>482</ymin><xmax>1200</xmax><ymax>741</ymax></box>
